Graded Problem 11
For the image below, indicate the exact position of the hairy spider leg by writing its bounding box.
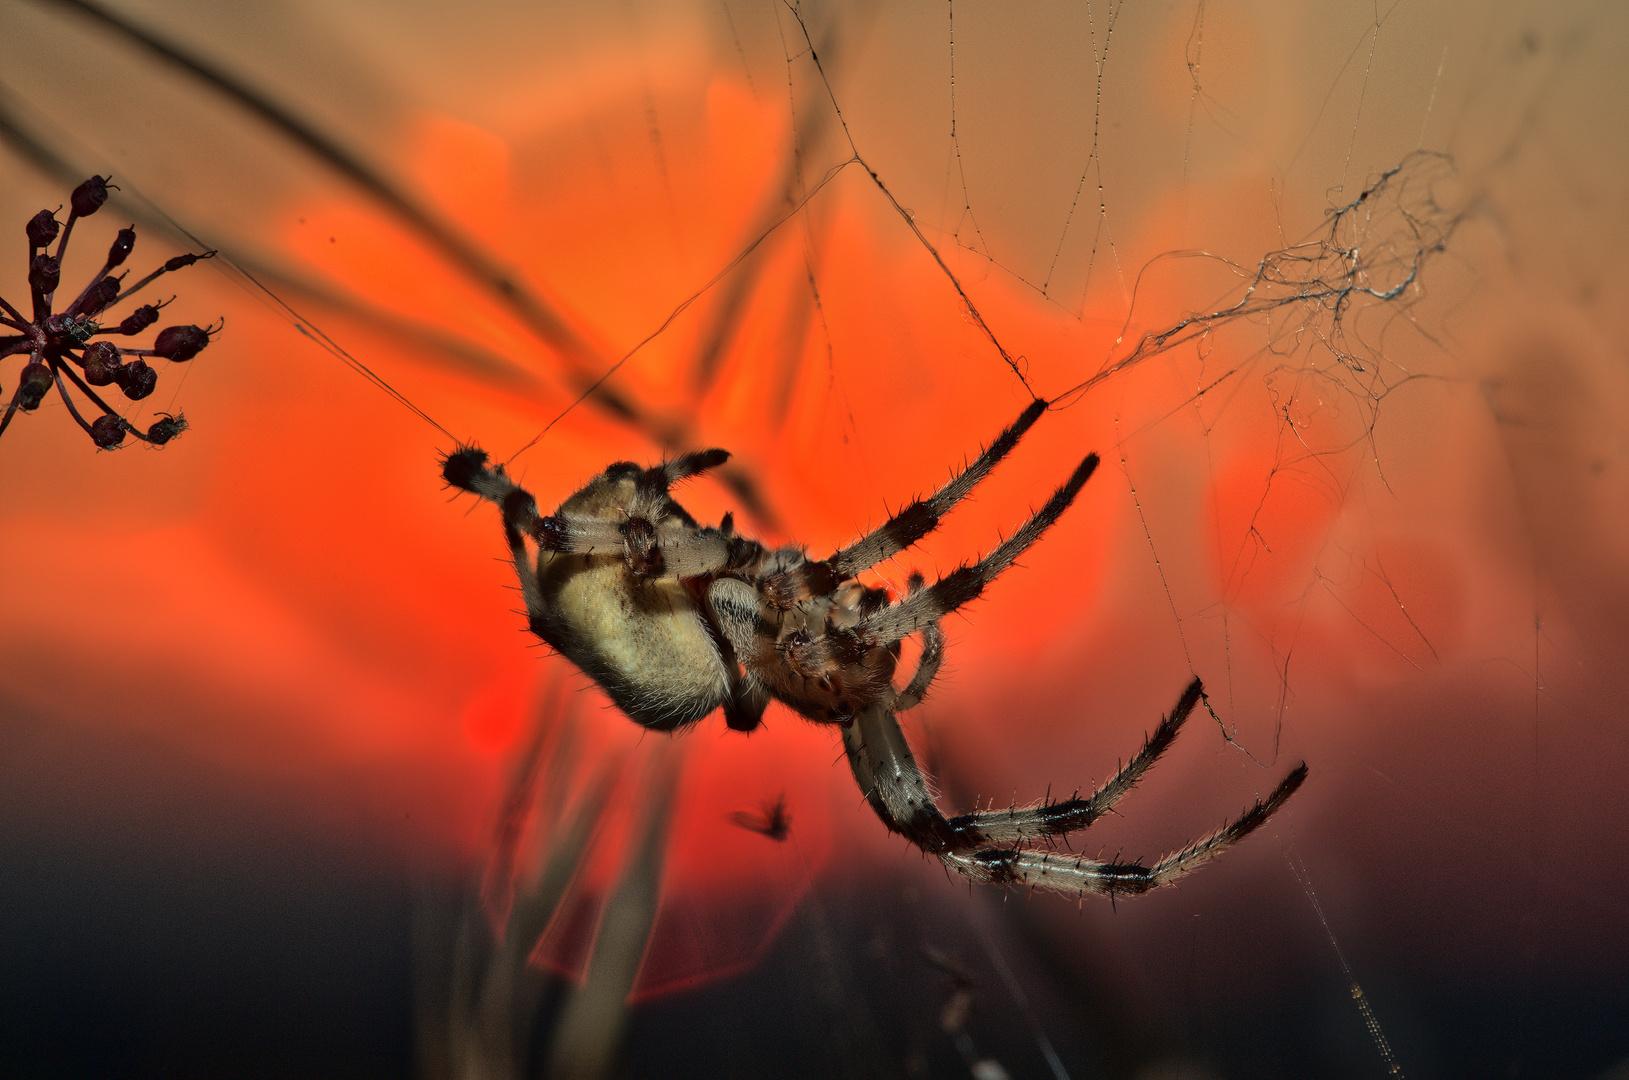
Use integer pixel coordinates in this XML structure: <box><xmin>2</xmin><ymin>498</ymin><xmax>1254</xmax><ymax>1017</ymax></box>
<box><xmin>842</xmin><ymin>679</ymin><xmax>1308</xmax><ymax>896</ymax></box>
<box><xmin>526</xmin><ymin>511</ymin><xmax>740</xmax><ymax>580</ymax></box>
<box><xmin>842</xmin><ymin>700</ymin><xmax>959</xmax><ymax>851</ymax></box>
<box><xmin>778</xmin><ymin>450</ymin><xmax>1095</xmax><ymax>717</ymax></box>
<box><xmin>939</xmin><ymin>765</ymin><xmax>1307</xmax><ymax>896</ymax></box>
<box><xmin>440</xmin><ymin>448</ymin><xmax>553</xmax><ymax>630</ymax></box>
<box><xmin>826</xmin><ymin>398</ymin><xmax>1048</xmax><ymax>577</ymax></box>
<box><xmin>439</xmin><ymin>448</ymin><xmax>539</xmax><ymax>549</ymax></box>
<box><xmin>658</xmin><ymin>447</ymin><xmax>733</xmax><ymax>487</ymax></box>
<box><xmin>845</xmin><ymin>678</ymin><xmax>1195</xmax><ymax>852</ymax></box>
<box><xmin>611</xmin><ymin>448</ymin><xmax>732</xmax><ymax>529</ymax></box>
<box><xmin>705</xmin><ymin>575</ymin><xmax>778</xmax><ymax>732</ymax></box>
<box><xmin>854</xmin><ymin>451</ymin><xmax>1100</xmax><ymax>646</ymax></box>
<box><xmin>945</xmin><ymin>678</ymin><xmax>1201</xmax><ymax>846</ymax></box>
<box><xmin>764</xmin><ymin>398</ymin><xmax>1049</xmax><ymax>608</ymax></box>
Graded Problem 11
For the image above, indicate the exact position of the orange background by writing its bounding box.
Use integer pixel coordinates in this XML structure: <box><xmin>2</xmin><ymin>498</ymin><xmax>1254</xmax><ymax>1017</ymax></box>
<box><xmin>2</xmin><ymin>0</ymin><xmax>1627</xmax><ymax>1067</ymax></box>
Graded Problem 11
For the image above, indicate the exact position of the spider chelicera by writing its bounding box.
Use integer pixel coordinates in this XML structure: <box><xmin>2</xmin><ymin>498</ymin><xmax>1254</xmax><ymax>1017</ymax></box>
<box><xmin>442</xmin><ymin>401</ymin><xmax>1306</xmax><ymax>897</ymax></box>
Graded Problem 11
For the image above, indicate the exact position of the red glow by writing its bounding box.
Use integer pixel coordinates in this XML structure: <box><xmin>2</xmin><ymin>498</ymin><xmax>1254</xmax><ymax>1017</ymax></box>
<box><xmin>4</xmin><ymin>0</ymin><xmax>1627</xmax><ymax>1022</ymax></box>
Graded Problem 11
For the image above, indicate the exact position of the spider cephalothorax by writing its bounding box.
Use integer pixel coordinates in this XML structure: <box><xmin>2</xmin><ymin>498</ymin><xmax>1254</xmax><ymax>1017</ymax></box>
<box><xmin>443</xmin><ymin>401</ymin><xmax>1306</xmax><ymax>897</ymax></box>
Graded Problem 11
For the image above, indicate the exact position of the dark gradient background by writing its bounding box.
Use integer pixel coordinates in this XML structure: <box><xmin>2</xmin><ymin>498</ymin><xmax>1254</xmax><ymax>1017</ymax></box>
<box><xmin>2</xmin><ymin>1</ymin><xmax>1627</xmax><ymax>1077</ymax></box>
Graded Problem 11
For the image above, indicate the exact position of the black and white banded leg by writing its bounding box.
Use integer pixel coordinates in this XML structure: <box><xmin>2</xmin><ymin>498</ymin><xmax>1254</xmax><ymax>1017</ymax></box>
<box><xmin>842</xmin><ymin>678</ymin><xmax>1308</xmax><ymax>898</ymax></box>
<box><xmin>854</xmin><ymin>451</ymin><xmax>1100</xmax><ymax>646</ymax></box>
<box><xmin>765</xmin><ymin>398</ymin><xmax>1049</xmax><ymax>608</ymax></box>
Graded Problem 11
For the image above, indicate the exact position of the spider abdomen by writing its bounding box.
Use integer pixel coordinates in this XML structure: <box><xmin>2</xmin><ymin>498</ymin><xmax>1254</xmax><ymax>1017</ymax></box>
<box><xmin>537</xmin><ymin>552</ymin><xmax>730</xmax><ymax>730</ymax></box>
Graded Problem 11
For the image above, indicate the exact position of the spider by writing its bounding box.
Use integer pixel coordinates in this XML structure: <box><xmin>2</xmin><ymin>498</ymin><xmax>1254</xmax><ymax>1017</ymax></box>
<box><xmin>441</xmin><ymin>400</ymin><xmax>1306</xmax><ymax>897</ymax></box>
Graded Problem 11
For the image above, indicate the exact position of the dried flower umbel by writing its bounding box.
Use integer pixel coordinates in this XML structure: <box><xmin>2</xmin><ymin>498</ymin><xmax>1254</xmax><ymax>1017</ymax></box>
<box><xmin>0</xmin><ymin>176</ymin><xmax>218</xmax><ymax>449</ymax></box>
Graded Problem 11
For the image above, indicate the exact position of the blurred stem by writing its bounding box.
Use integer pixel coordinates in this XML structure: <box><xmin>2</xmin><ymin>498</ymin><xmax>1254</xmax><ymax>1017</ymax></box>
<box><xmin>544</xmin><ymin>740</ymin><xmax>683</xmax><ymax>1080</ymax></box>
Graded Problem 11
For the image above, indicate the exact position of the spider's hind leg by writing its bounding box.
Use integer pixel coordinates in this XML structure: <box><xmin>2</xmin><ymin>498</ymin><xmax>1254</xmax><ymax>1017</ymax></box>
<box><xmin>841</xmin><ymin>679</ymin><xmax>1308</xmax><ymax>898</ymax></box>
<box><xmin>441</xmin><ymin>445</ymin><xmax>543</xmax><ymax>549</ymax></box>
<box><xmin>941</xmin><ymin>764</ymin><xmax>1307</xmax><ymax>896</ymax></box>
<box><xmin>946</xmin><ymin>678</ymin><xmax>1201</xmax><ymax>847</ymax></box>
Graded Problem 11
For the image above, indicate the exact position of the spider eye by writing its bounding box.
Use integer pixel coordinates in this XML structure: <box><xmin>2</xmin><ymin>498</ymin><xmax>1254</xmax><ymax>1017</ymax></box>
<box><xmin>440</xmin><ymin>446</ymin><xmax>489</xmax><ymax>490</ymax></box>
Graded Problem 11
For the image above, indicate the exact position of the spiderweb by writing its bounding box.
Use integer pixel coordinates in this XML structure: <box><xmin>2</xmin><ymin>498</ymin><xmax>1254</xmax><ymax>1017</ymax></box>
<box><xmin>1</xmin><ymin>0</ymin><xmax>1625</xmax><ymax>1076</ymax></box>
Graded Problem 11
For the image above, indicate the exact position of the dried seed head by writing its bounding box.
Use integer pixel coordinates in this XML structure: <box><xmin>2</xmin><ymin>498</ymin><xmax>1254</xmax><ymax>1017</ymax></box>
<box><xmin>146</xmin><ymin>413</ymin><xmax>187</xmax><ymax>445</ymax></box>
<box><xmin>83</xmin><ymin>341</ymin><xmax>122</xmax><ymax>385</ymax></box>
<box><xmin>90</xmin><ymin>414</ymin><xmax>126</xmax><ymax>449</ymax></box>
<box><xmin>18</xmin><ymin>362</ymin><xmax>53</xmax><ymax>410</ymax></box>
<box><xmin>115</xmin><ymin>358</ymin><xmax>156</xmax><ymax>400</ymax></box>
<box><xmin>118</xmin><ymin>304</ymin><xmax>159</xmax><ymax>335</ymax></box>
<box><xmin>153</xmin><ymin>324</ymin><xmax>211</xmax><ymax>362</ymax></box>
<box><xmin>26</xmin><ymin>210</ymin><xmax>59</xmax><ymax>249</ymax></box>
<box><xmin>29</xmin><ymin>254</ymin><xmax>61</xmax><ymax>294</ymax></box>
<box><xmin>80</xmin><ymin>278</ymin><xmax>120</xmax><ymax>318</ymax></box>
<box><xmin>70</xmin><ymin>176</ymin><xmax>111</xmax><ymax>218</ymax></box>
<box><xmin>4</xmin><ymin>179</ymin><xmax>215</xmax><ymax>451</ymax></box>
<box><xmin>107</xmin><ymin>227</ymin><xmax>136</xmax><ymax>268</ymax></box>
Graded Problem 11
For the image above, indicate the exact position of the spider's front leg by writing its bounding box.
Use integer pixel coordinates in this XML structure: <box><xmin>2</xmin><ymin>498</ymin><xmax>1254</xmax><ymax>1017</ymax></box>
<box><xmin>842</xmin><ymin>681</ymin><xmax>1307</xmax><ymax>898</ymax></box>
<box><xmin>440</xmin><ymin>446</ymin><xmax>550</xmax><ymax>613</ymax></box>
